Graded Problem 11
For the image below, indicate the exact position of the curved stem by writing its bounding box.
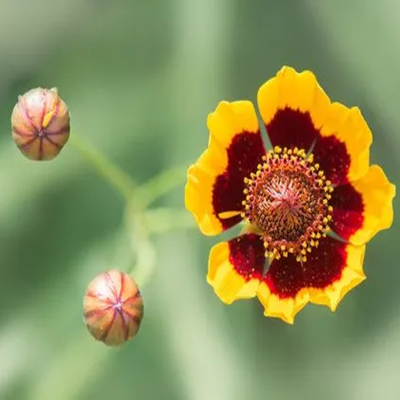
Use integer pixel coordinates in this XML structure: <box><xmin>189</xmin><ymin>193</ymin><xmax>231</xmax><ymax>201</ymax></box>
<box><xmin>139</xmin><ymin>164</ymin><xmax>187</xmax><ymax>206</ymax></box>
<box><xmin>70</xmin><ymin>133</ymin><xmax>136</xmax><ymax>201</ymax></box>
<box><xmin>144</xmin><ymin>207</ymin><xmax>194</xmax><ymax>234</ymax></box>
<box><xmin>124</xmin><ymin>200</ymin><xmax>156</xmax><ymax>288</ymax></box>
<box><xmin>70</xmin><ymin>132</ymin><xmax>190</xmax><ymax>289</ymax></box>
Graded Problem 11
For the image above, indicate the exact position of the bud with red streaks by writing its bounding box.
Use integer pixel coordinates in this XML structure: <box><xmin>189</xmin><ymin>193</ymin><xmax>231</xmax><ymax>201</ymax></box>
<box><xmin>11</xmin><ymin>87</ymin><xmax>70</xmax><ymax>160</ymax></box>
<box><xmin>83</xmin><ymin>269</ymin><xmax>144</xmax><ymax>346</ymax></box>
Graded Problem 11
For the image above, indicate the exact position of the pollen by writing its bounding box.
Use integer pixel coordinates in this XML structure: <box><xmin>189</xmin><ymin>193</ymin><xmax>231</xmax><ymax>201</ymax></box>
<box><xmin>242</xmin><ymin>146</ymin><xmax>333</xmax><ymax>261</ymax></box>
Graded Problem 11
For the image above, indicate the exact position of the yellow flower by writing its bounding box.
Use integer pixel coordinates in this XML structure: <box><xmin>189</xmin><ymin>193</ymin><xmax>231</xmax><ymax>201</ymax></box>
<box><xmin>185</xmin><ymin>66</ymin><xmax>396</xmax><ymax>324</ymax></box>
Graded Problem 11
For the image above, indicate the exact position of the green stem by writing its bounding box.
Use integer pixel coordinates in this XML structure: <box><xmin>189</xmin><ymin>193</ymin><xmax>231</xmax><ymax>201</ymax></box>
<box><xmin>139</xmin><ymin>164</ymin><xmax>187</xmax><ymax>206</ymax></box>
<box><xmin>124</xmin><ymin>200</ymin><xmax>155</xmax><ymax>287</ymax></box>
<box><xmin>144</xmin><ymin>207</ymin><xmax>194</xmax><ymax>234</ymax></box>
<box><xmin>70</xmin><ymin>132</ymin><xmax>190</xmax><ymax>289</ymax></box>
<box><xmin>70</xmin><ymin>134</ymin><xmax>136</xmax><ymax>201</ymax></box>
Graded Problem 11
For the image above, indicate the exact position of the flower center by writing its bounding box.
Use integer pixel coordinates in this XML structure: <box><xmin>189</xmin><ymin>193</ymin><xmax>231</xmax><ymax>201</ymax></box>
<box><xmin>242</xmin><ymin>146</ymin><xmax>333</xmax><ymax>262</ymax></box>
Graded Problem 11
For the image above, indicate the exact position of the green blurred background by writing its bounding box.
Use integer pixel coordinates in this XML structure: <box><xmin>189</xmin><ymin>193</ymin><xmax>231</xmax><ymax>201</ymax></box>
<box><xmin>0</xmin><ymin>1</ymin><xmax>398</xmax><ymax>399</ymax></box>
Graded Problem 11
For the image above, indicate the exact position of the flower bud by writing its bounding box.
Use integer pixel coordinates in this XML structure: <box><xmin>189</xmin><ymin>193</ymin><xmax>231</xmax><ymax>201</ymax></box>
<box><xmin>83</xmin><ymin>269</ymin><xmax>144</xmax><ymax>346</ymax></box>
<box><xmin>11</xmin><ymin>87</ymin><xmax>70</xmax><ymax>161</ymax></box>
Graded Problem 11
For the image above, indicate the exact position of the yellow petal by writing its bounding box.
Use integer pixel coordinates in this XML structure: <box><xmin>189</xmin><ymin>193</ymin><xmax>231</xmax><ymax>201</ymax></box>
<box><xmin>349</xmin><ymin>165</ymin><xmax>396</xmax><ymax>246</ymax></box>
<box><xmin>257</xmin><ymin>66</ymin><xmax>331</xmax><ymax>130</ymax></box>
<box><xmin>308</xmin><ymin>242</ymin><xmax>366</xmax><ymax>311</ymax></box>
<box><xmin>207</xmin><ymin>101</ymin><xmax>260</xmax><ymax>151</ymax></box>
<box><xmin>207</xmin><ymin>236</ymin><xmax>264</xmax><ymax>304</ymax></box>
<box><xmin>257</xmin><ymin>283</ymin><xmax>309</xmax><ymax>324</ymax></box>
<box><xmin>318</xmin><ymin>103</ymin><xmax>372</xmax><ymax>183</ymax></box>
<box><xmin>185</xmin><ymin>154</ymin><xmax>224</xmax><ymax>236</ymax></box>
<box><xmin>185</xmin><ymin>101</ymin><xmax>261</xmax><ymax>236</ymax></box>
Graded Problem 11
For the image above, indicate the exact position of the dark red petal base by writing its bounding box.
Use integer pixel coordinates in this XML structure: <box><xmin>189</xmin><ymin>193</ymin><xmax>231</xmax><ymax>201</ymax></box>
<box><xmin>266</xmin><ymin>108</ymin><xmax>318</xmax><ymax>151</ymax></box>
<box><xmin>330</xmin><ymin>183</ymin><xmax>364</xmax><ymax>241</ymax></box>
<box><xmin>312</xmin><ymin>135</ymin><xmax>351</xmax><ymax>185</ymax></box>
<box><xmin>228</xmin><ymin>234</ymin><xmax>265</xmax><ymax>281</ymax></box>
<box><xmin>266</xmin><ymin>108</ymin><xmax>351</xmax><ymax>185</ymax></box>
<box><xmin>213</xmin><ymin>131</ymin><xmax>266</xmax><ymax>230</ymax></box>
<box><xmin>263</xmin><ymin>236</ymin><xmax>348</xmax><ymax>299</ymax></box>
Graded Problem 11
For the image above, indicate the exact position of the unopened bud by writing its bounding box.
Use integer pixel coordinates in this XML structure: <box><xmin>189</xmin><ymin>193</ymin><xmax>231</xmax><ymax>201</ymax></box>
<box><xmin>83</xmin><ymin>269</ymin><xmax>144</xmax><ymax>346</ymax></box>
<box><xmin>11</xmin><ymin>87</ymin><xmax>70</xmax><ymax>160</ymax></box>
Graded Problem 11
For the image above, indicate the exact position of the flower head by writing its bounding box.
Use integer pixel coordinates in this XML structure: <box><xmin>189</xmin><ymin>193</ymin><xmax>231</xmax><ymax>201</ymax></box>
<box><xmin>185</xmin><ymin>66</ymin><xmax>395</xmax><ymax>324</ymax></box>
<box><xmin>11</xmin><ymin>87</ymin><xmax>70</xmax><ymax>160</ymax></box>
<box><xmin>83</xmin><ymin>269</ymin><xmax>143</xmax><ymax>346</ymax></box>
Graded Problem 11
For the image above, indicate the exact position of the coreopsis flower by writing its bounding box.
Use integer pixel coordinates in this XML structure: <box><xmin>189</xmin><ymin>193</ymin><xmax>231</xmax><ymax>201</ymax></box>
<box><xmin>185</xmin><ymin>66</ymin><xmax>395</xmax><ymax>324</ymax></box>
<box><xmin>83</xmin><ymin>269</ymin><xmax>144</xmax><ymax>346</ymax></box>
<box><xmin>11</xmin><ymin>87</ymin><xmax>70</xmax><ymax>160</ymax></box>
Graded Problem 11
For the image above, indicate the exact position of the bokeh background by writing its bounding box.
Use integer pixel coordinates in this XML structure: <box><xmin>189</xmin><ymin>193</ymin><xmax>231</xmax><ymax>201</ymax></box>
<box><xmin>0</xmin><ymin>1</ymin><xmax>399</xmax><ymax>399</ymax></box>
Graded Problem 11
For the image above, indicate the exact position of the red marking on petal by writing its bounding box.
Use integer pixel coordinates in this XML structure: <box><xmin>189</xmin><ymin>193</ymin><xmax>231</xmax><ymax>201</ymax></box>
<box><xmin>266</xmin><ymin>108</ymin><xmax>352</xmax><ymax>184</ymax></box>
<box><xmin>313</xmin><ymin>135</ymin><xmax>351</xmax><ymax>185</ymax></box>
<box><xmin>38</xmin><ymin>137</ymin><xmax>43</xmax><ymax>160</ymax></box>
<box><xmin>85</xmin><ymin>291</ymin><xmax>114</xmax><ymax>305</ymax></box>
<box><xmin>104</xmin><ymin>271</ymin><xmax>118</xmax><ymax>301</ymax></box>
<box><xmin>266</xmin><ymin>108</ymin><xmax>318</xmax><ymax>151</ymax></box>
<box><xmin>40</xmin><ymin>89</ymin><xmax>47</xmax><ymax>126</ymax></box>
<box><xmin>116</xmin><ymin>308</ymin><xmax>130</xmax><ymax>341</ymax></box>
<box><xmin>302</xmin><ymin>237</ymin><xmax>345</xmax><ymax>288</ymax></box>
<box><xmin>122</xmin><ymin>306</ymin><xmax>142</xmax><ymax>324</ymax></box>
<box><xmin>18</xmin><ymin>100</ymin><xmax>37</xmax><ymax>130</ymax></box>
<box><xmin>264</xmin><ymin>256</ymin><xmax>303</xmax><ymax>298</ymax></box>
<box><xmin>330</xmin><ymin>183</ymin><xmax>364</xmax><ymax>240</ymax></box>
<box><xmin>19</xmin><ymin>136</ymin><xmax>38</xmax><ymax>149</ymax></box>
<box><xmin>228</xmin><ymin>234</ymin><xmax>265</xmax><ymax>281</ymax></box>
<box><xmin>213</xmin><ymin>132</ymin><xmax>266</xmax><ymax>230</ymax></box>
<box><xmin>12</xmin><ymin>127</ymin><xmax>35</xmax><ymax>137</ymax></box>
<box><xmin>121</xmin><ymin>305</ymin><xmax>138</xmax><ymax>318</ymax></box>
<box><xmin>44</xmin><ymin>136</ymin><xmax>62</xmax><ymax>149</ymax></box>
<box><xmin>46</xmin><ymin>127</ymin><xmax>70</xmax><ymax>136</ymax></box>
<box><xmin>264</xmin><ymin>236</ymin><xmax>347</xmax><ymax>298</ymax></box>
<box><xmin>123</xmin><ymin>292</ymin><xmax>141</xmax><ymax>304</ymax></box>
<box><xmin>101</xmin><ymin>308</ymin><xmax>117</xmax><ymax>342</ymax></box>
<box><xmin>83</xmin><ymin>305</ymin><xmax>112</xmax><ymax>319</ymax></box>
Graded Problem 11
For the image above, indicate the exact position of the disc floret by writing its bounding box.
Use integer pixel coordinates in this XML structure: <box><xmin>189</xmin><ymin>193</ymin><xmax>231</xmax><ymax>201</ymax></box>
<box><xmin>242</xmin><ymin>146</ymin><xmax>334</xmax><ymax>262</ymax></box>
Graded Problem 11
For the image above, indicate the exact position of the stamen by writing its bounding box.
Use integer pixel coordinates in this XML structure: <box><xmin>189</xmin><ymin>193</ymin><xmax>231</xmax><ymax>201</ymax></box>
<box><xmin>242</xmin><ymin>147</ymin><xmax>333</xmax><ymax>261</ymax></box>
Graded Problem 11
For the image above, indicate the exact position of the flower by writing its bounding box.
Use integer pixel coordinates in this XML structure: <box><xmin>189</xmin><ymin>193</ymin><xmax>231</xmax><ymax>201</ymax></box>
<box><xmin>11</xmin><ymin>87</ymin><xmax>70</xmax><ymax>160</ymax></box>
<box><xmin>83</xmin><ymin>269</ymin><xmax>144</xmax><ymax>345</ymax></box>
<box><xmin>185</xmin><ymin>66</ymin><xmax>396</xmax><ymax>324</ymax></box>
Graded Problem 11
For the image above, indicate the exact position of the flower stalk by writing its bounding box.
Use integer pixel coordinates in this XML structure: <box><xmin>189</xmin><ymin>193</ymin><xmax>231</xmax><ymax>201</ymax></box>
<box><xmin>70</xmin><ymin>131</ymin><xmax>190</xmax><ymax>293</ymax></box>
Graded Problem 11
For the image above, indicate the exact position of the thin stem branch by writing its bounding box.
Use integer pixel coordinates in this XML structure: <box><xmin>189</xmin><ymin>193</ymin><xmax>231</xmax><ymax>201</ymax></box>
<box><xmin>70</xmin><ymin>134</ymin><xmax>136</xmax><ymax>201</ymax></box>
<box><xmin>139</xmin><ymin>164</ymin><xmax>187</xmax><ymax>206</ymax></box>
<box><xmin>144</xmin><ymin>207</ymin><xmax>194</xmax><ymax>234</ymax></box>
<box><xmin>70</xmin><ymin>132</ymin><xmax>190</xmax><ymax>289</ymax></box>
<box><xmin>124</xmin><ymin>200</ymin><xmax>156</xmax><ymax>288</ymax></box>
